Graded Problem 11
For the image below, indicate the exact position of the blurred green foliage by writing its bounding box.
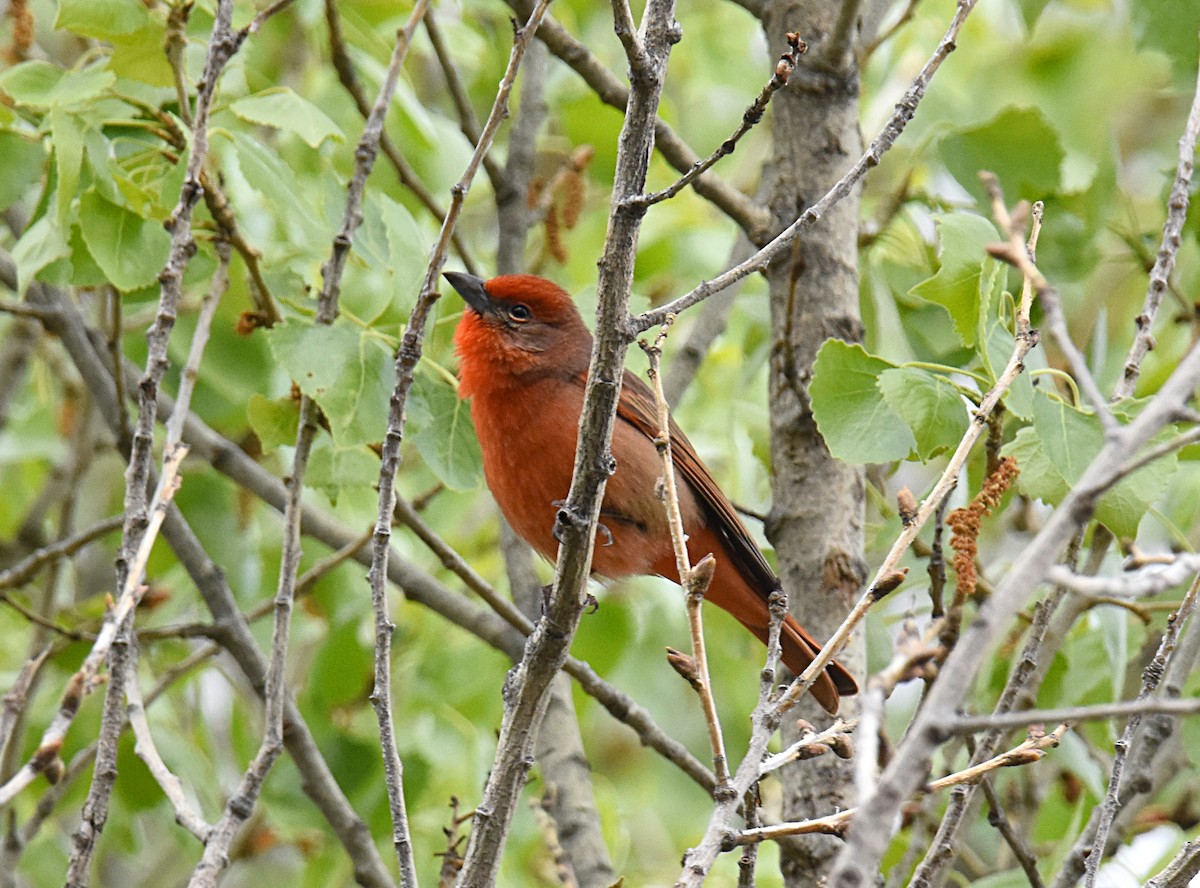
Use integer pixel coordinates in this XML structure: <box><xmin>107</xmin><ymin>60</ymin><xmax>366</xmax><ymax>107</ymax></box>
<box><xmin>1</xmin><ymin>0</ymin><xmax>1199</xmax><ymax>885</ymax></box>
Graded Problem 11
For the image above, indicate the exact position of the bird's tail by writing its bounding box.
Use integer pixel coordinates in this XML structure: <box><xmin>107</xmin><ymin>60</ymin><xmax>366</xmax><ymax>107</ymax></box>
<box><xmin>742</xmin><ymin>616</ymin><xmax>858</xmax><ymax>714</ymax></box>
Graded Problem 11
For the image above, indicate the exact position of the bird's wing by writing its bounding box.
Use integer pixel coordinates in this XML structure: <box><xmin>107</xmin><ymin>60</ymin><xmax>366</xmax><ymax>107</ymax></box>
<box><xmin>610</xmin><ymin>368</ymin><xmax>781</xmax><ymax>596</ymax></box>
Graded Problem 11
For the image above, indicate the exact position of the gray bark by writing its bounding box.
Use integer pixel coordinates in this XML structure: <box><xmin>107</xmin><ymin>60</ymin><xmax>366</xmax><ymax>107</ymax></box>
<box><xmin>761</xmin><ymin>1</ymin><xmax>867</xmax><ymax>881</ymax></box>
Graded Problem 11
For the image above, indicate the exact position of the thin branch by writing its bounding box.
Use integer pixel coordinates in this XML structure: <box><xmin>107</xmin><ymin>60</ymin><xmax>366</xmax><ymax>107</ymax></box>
<box><xmin>1146</xmin><ymin>840</ymin><xmax>1200</xmax><ymax>888</ymax></box>
<box><xmin>1083</xmin><ymin>573</ymin><xmax>1200</xmax><ymax>888</ymax></box>
<box><xmin>0</xmin><ymin>647</ymin><xmax>50</xmax><ymax>770</ymax></box>
<box><xmin>323</xmin><ymin>0</ymin><xmax>480</xmax><ymax>276</ymax></box>
<box><xmin>979</xmin><ymin>775</ymin><xmax>1045</xmax><ymax>888</ymax></box>
<box><xmin>630</xmin><ymin>32</ymin><xmax>806</xmax><ymax>209</ymax></box>
<box><xmin>189</xmin><ymin>7</ymin><xmax>424</xmax><ymax>883</ymax></box>
<box><xmin>736</xmin><ymin>726</ymin><xmax>1069</xmax><ymax>846</ymax></box>
<box><xmin>862</xmin><ymin>0</ymin><xmax>924</xmax><ymax>59</ymax></box>
<box><xmin>831</xmin><ymin>316</ymin><xmax>1200</xmax><ymax>888</ymax></box>
<box><xmin>165</xmin><ymin>240</ymin><xmax>228</xmax><ymax>449</ymax></box>
<box><xmin>1047</xmin><ymin>556</ymin><xmax>1200</xmax><ymax>599</ymax></box>
<box><xmin>816</xmin><ymin>0</ymin><xmax>863</xmax><ymax>71</ymax></box>
<box><xmin>358</xmin><ymin>4</ymin><xmax>554</xmax><ymax>885</ymax></box>
<box><xmin>0</xmin><ymin>515</ymin><xmax>123</xmax><ymax>591</ymax></box>
<box><xmin>457</xmin><ymin>0</ymin><xmax>679</xmax><ymax>882</ymax></box>
<box><xmin>0</xmin><ymin>447</ymin><xmax>187</xmax><ymax>808</ymax></box>
<box><xmin>126</xmin><ymin>635</ymin><xmax>213</xmax><ymax>842</ymax></box>
<box><xmin>1113</xmin><ymin>39</ymin><xmax>1200</xmax><ymax>400</ymax></box>
<box><xmin>64</xmin><ymin>626</ymin><xmax>133</xmax><ymax>884</ymax></box>
<box><xmin>641</xmin><ymin>322</ymin><xmax>731</xmax><ymax>788</ymax></box>
<box><xmin>635</xmin><ymin>0</ymin><xmax>979</xmax><ymax>332</ymax></box>
<box><xmin>423</xmin><ymin>9</ymin><xmax>509</xmax><ymax>199</ymax></box>
<box><xmin>945</xmin><ymin>695</ymin><xmax>1200</xmax><ymax>736</ymax></box>
<box><xmin>982</xmin><ymin>174</ymin><xmax>1117</xmax><ymax>433</ymax></box>
<box><xmin>507</xmin><ymin>0</ymin><xmax>771</xmax><ymax>240</ymax></box>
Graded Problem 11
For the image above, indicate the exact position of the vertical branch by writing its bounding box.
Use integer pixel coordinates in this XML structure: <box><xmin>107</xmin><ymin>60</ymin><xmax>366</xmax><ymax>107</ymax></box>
<box><xmin>350</xmin><ymin>4</ymin><xmax>554</xmax><ymax>886</ymax></box>
<box><xmin>642</xmin><ymin>325</ymin><xmax>731</xmax><ymax>787</ymax></box>
<box><xmin>1113</xmin><ymin>43</ymin><xmax>1200</xmax><ymax>400</ymax></box>
<box><xmin>189</xmin><ymin>11</ymin><xmax>422</xmax><ymax>885</ymax></box>
<box><xmin>455</xmin><ymin>1</ymin><xmax>681</xmax><ymax>883</ymax></box>
<box><xmin>1082</xmin><ymin>574</ymin><xmax>1200</xmax><ymax>888</ymax></box>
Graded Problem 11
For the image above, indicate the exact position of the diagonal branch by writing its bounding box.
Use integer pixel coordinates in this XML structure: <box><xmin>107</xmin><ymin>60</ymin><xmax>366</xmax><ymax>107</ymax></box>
<box><xmin>1113</xmin><ymin>38</ymin><xmax>1200</xmax><ymax>400</ymax></box>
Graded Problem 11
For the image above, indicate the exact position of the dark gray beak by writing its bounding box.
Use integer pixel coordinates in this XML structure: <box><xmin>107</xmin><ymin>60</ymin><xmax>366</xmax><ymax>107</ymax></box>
<box><xmin>443</xmin><ymin>271</ymin><xmax>492</xmax><ymax>315</ymax></box>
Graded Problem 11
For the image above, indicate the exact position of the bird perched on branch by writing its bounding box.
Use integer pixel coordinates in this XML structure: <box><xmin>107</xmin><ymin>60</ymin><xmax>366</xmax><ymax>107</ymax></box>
<box><xmin>445</xmin><ymin>271</ymin><xmax>857</xmax><ymax>713</ymax></box>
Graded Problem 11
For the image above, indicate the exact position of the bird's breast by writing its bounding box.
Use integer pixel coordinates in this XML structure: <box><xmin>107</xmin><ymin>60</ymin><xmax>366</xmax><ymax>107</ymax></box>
<box><xmin>467</xmin><ymin>376</ymin><xmax>694</xmax><ymax>578</ymax></box>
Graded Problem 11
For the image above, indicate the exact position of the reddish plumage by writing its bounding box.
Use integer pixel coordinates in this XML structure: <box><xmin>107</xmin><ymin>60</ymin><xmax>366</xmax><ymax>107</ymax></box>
<box><xmin>448</xmin><ymin>272</ymin><xmax>857</xmax><ymax>713</ymax></box>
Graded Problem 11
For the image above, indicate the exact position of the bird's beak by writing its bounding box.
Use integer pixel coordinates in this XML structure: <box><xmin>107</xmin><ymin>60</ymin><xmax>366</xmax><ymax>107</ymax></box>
<box><xmin>443</xmin><ymin>271</ymin><xmax>493</xmax><ymax>316</ymax></box>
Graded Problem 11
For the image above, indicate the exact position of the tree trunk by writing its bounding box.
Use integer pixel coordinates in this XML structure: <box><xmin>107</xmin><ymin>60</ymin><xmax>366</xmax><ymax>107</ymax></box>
<box><xmin>761</xmin><ymin>1</ymin><xmax>867</xmax><ymax>881</ymax></box>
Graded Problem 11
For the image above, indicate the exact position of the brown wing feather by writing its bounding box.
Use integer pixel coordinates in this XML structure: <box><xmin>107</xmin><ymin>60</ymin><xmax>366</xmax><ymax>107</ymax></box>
<box><xmin>613</xmin><ymin>370</ymin><xmax>780</xmax><ymax>593</ymax></box>
<box><xmin>614</xmin><ymin>370</ymin><xmax>858</xmax><ymax>699</ymax></box>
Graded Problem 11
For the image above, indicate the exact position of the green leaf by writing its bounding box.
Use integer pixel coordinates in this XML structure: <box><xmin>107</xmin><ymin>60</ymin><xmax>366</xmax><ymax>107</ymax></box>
<box><xmin>77</xmin><ymin>190</ymin><xmax>170</xmax><ymax>292</ymax></box>
<box><xmin>877</xmin><ymin>367</ymin><xmax>969</xmax><ymax>461</ymax></box>
<box><xmin>56</xmin><ymin>0</ymin><xmax>149</xmax><ymax>38</ymax></box>
<box><xmin>109</xmin><ymin>24</ymin><xmax>174</xmax><ymax>87</ymax></box>
<box><xmin>0</xmin><ymin>62</ymin><xmax>64</xmax><ymax>106</ymax></box>
<box><xmin>0</xmin><ymin>131</ymin><xmax>46</xmax><ymax>211</ymax></box>
<box><xmin>247</xmin><ymin>394</ymin><xmax>302</xmax><ymax>452</ymax></box>
<box><xmin>50</xmin><ymin>107</ymin><xmax>83</xmax><ymax>225</ymax></box>
<box><xmin>306</xmin><ymin>439</ymin><xmax>381</xmax><ymax>504</ymax></box>
<box><xmin>229</xmin><ymin>89</ymin><xmax>345</xmax><ymax>149</ymax></box>
<box><xmin>983</xmin><ymin>320</ymin><xmax>1035</xmax><ymax>419</ymax></box>
<box><xmin>810</xmin><ymin>340</ymin><xmax>915</xmax><ymax>464</ymax></box>
<box><xmin>1027</xmin><ymin>392</ymin><xmax>1177</xmax><ymax>538</ymax></box>
<box><xmin>1132</xmin><ymin>0</ymin><xmax>1200</xmax><ymax>86</ymax></box>
<box><xmin>267</xmin><ymin>321</ymin><xmax>393</xmax><ymax>447</ymax></box>
<box><xmin>219</xmin><ymin>130</ymin><xmax>328</xmax><ymax>254</ymax></box>
<box><xmin>1003</xmin><ymin>426</ymin><xmax>1071</xmax><ymax>505</ymax></box>
<box><xmin>347</xmin><ymin>194</ymin><xmax>426</xmax><ymax>323</ymax></box>
<box><xmin>939</xmin><ymin>107</ymin><xmax>1065</xmax><ymax>207</ymax></box>
<box><xmin>10</xmin><ymin>214</ymin><xmax>70</xmax><ymax>294</ymax></box>
<box><xmin>409</xmin><ymin>372</ymin><xmax>481</xmax><ymax>491</ymax></box>
<box><xmin>909</xmin><ymin>213</ymin><xmax>1000</xmax><ymax>348</ymax></box>
<box><xmin>1014</xmin><ymin>0</ymin><xmax>1053</xmax><ymax>31</ymax></box>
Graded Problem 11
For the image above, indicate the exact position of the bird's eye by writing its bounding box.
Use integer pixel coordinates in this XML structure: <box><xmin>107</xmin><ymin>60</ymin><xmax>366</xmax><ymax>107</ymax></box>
<box><xmin>508</xmin><ymin>304</ymin><xmax>532</xmax><ymax>322</ymax></box>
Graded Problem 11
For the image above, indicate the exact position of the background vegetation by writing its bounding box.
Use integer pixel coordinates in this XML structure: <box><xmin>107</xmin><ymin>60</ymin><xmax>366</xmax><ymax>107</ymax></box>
<box><xmin>1</xmin><ymin>0</ymin><xmax>1200</xmax><ymax>885</ymax></box>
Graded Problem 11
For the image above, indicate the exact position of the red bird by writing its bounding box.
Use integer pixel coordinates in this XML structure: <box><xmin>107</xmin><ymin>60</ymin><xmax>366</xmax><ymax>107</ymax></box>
<box><xmin>446</xmin><ymin>272</ymin><xmax>857</xmax><ymax>713</ymax></box>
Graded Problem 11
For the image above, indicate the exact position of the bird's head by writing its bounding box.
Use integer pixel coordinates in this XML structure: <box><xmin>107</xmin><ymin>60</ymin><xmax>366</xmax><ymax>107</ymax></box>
<box><xmin>446</xmin><ymin>272</ymin><xmax>592</xmax><ymax>394</ymax></box>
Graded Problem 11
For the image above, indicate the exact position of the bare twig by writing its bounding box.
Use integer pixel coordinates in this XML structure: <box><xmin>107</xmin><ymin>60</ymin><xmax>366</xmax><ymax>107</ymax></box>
<box><xmin>1113</xmin><ymin>46</ymin><xmax>1200</xmax><ymax>400</ymax></box>
<box><xmin>423</xmin><ymin>9</ymin><xmax>509</xmax><ymax>198</ymax></box>
<box><xmin>0</xmin><ymin>515</ymin><xmax>123</xmax><ymax>591</ymax></box>
<box><xmin>945</xmin><ymin>695</ymin><xmax>1200</xmax><ymax>735</ymax></box>
<box><xmin>0</xmin><ymin>648</ymin><xmax>50</xmax><ymax>769</ymax></box>
<box><xmin>323</xmin><ymin>0</ymin><xmax>479</xmax><ymax>275</ymax></box>
<box><xmin>832</xmin><ymin>313</ymin><xmax>1200</xmax><ymax>888</ymax></box>
<box><xmin>126</xmin><ymin>635</ymin><xmax>213</xmax><ymax>842</ymax></box>
<box><xmin>641</xmin><ymin>323</ymin><xmax>731</xmax><ymax>787</ymax></box>
<box><xmin>364</xmin><ymin>4</ymin><xmax>553</xmax><ymax>885</ymax></box>
<box><xmin>979</xmin><ymin>775</ymin><xmax>1045</xmax><ymax>888</ymax></box>
<box><xmin>1047</xmin><ymin>555</ymin><xmax>1200</xmax><ymax>599</ymax></box>
<box><xmin>1083</xmin><ymin>573</ymin><xmax>1200</xmax><ymax>888</ymax></box>
<box><xmin>0</xmin><ymin>447</ymin><xmax>187</xmax><ymax>808</ymax></box>
<box><xmin>630</xmin><ymin>35</ymin><xmax>806</xmax><ymax>209</ymax></box>
<box><xmin>507</xmin><ymin>0</ymin><xmax>772</xmax><ymax>239</ymax></box>
<box><xmin>736</xmin><ymin>726</ymin><xmax>1069</xmax><ymax>846</ymax></box>
<box><xmin>635</xmin><ymin>0</ymin><xmax>980</xmax><ymax>331</ymax></box>
<box><xmin>190</xmin><ymin>9</ymin><xmax>424</xmax><ymax>884</ymax></box>
<box><xmin>982</xmin><ymin>174</ymin><xmax>1117</xmax><ymax>432</ymax></box>
<box><xmin>457</xmin><ymin>1</ymin><xmax>679</xmax><ymax>883</ymax></box>
<box><xmin>1146</xmin><ymin>840</ymin><xmax>1200</xmax><ymax>888</ymax></box>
